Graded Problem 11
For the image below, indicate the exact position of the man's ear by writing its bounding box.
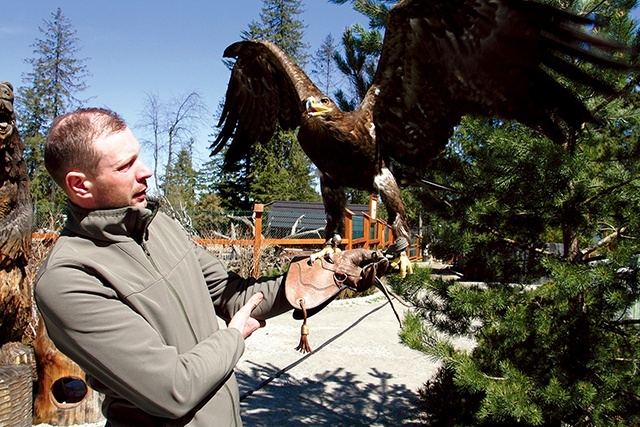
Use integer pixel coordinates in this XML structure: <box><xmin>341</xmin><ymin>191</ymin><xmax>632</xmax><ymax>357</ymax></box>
<box><xmin>65</xmin><ymin>171</ymin><xmax>93</xmax><ymax>201</ymax></box>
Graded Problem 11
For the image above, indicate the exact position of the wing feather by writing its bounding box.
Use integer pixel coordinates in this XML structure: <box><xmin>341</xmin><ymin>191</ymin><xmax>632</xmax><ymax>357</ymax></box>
<box><xmin>212</xmin><ymin>40</ymin><xmax>323</xmax><ymax>170</ymax></box>
<box><xmin>372</xmin><ymin>0</ymin><xmax>634</xmax><ymax>168</ymax></box>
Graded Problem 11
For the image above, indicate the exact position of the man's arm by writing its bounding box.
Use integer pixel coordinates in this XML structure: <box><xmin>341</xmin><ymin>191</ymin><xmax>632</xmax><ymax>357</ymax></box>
<box><xmin>196</xmin><ymin>245</ymin><xmax>293</xmax><ymax>321</ymax></box>
<box><xmin>36</xmin><ymin>264</ymin><xmax>249</xmax><ymax>420</ymax></box>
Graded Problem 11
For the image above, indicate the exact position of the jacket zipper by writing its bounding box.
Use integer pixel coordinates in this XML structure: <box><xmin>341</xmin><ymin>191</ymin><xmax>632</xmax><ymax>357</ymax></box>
<box><xmin>141</xmin><ymin>240</ymin><xmax>240</xmax><ymax>426</ymax></box>
<box><xmin>140</xmin><ymin>240</ymin><xmax>198</xmax><ymax>344</ymax></box>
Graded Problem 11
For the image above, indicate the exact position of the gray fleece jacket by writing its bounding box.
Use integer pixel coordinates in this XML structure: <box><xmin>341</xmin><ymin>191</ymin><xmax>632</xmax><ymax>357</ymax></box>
<box><xmin>35</xmin><ymin>199</ymin><xmax>292</xmax><ymax>426</ymax></box>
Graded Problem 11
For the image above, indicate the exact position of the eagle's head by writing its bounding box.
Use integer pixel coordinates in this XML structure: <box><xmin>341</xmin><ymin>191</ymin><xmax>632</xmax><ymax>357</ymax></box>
<box><xmin>304</xmin><ymin>96</ymin><xmax>336</xmax><ymax>119</ymax></box>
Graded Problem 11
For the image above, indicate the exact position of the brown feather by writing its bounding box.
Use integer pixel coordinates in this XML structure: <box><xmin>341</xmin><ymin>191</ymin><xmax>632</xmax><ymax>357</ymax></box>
<box><xmin>373</xmin><ymin>0</ymin><xmax>634</xmax><ymax>168</ymax></box>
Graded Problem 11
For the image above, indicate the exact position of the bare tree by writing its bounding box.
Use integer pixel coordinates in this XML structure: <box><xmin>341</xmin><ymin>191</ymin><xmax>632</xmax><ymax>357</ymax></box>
<box><xmin>311</xmin><ymin>33</ymin><xmax>340</xmax><ymax>95</ymax></box>
<box><xmin>138</xmin><ymin>92</ymin><xmax>164</xmax><ymax>191</ymax></box>
<box><xmin>137</xmin><ymin>91</ymin><xmax>208</xmax><ymax>195</ymax></box>
<box><xmin>165</xmin><ymin>92</ymin><xmax>207</xmax><ymax>181</ymax></box>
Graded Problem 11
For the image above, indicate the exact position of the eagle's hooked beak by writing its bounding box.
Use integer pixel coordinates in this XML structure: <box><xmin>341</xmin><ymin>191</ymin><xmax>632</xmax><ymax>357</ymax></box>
<box><xmin>305</xmin><ymin>96</ymin><xmax>332</xmax><ymax>118</ymax></box>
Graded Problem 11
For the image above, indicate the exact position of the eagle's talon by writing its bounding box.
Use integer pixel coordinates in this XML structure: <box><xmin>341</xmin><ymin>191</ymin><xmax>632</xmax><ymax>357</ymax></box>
<box><xmin>309</xmin><ymin>244</ymin><xmax>341</xmax><ymax>264</ymax></box>
<box><xmin>390</xmin><ymin>251</ymin><xmax>413</xmax><ymax>278</ymax></box>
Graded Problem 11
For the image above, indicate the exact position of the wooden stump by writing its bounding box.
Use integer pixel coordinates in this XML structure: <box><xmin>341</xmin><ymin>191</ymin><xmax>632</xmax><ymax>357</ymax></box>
<box><xmin>0</xmin><ymin>81</ymin><xmax>34</xmax><ymax>346</ymax></box>
<box><xmin>33</xmin><ymin>317</ymin><xmax>105</xmax><ymax>426</ymax></box>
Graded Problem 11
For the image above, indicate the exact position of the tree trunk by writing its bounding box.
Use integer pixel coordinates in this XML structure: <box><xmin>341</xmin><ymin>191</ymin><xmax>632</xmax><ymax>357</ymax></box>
<box><xmin>562</xmin><ymin>222</ymin><xmax>581</xmax><ymax>263</ymax></box>
<box><xmin>33</xmin><ymin>317</ymin><xmax>105</xmax><ymax>426</ymax></box>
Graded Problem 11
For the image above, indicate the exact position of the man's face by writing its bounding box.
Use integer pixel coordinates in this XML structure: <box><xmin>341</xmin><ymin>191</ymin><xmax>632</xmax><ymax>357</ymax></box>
<box><xmin>89</xmin><ymin>127</ymin><xmax>152</xmax><ymax>209</ymax></box>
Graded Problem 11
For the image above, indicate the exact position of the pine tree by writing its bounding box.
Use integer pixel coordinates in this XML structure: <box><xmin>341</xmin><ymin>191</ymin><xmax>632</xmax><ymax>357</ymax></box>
<box><xmin>311</xmin><ymin>34</ymin><xmax>340</xmax><ymax>95</ymax></box>
<box><xmin>16</xmin><ymin>7</ymin><xmax>91</xmax><ymax>207</ymax></box>
<box><xmin>162</xmin><ymin>145</ymin><xmax>199</xmax><ymax>212</ymax></box>
<box><xmin>244</xmin><ymin>0</ymin><xmax>309</xmax><ymax>66</ymax></box>
<box><xmin>332</xmin><ymin>23</ymin><xmax>382</xmax><ymax>111</ymax></box>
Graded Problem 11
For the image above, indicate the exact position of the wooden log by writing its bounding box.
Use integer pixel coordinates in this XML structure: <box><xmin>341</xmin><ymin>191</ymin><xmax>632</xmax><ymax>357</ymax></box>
<box><xmin>33</xmin><ymin>317</ymin><xmax>105</xmax><ymax>426</ymax></box>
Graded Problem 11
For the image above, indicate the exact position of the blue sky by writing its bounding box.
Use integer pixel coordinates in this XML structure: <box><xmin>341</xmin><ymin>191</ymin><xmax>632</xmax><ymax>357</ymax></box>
<box><xmin>2</xmin><ymin>1</ymin><xmax>365</xmax><ymax>182</ymax></box>
<box><xmin>4</xmin><ymin>2</ymin><xmax>638</xmax><ymax>191</ymax></box>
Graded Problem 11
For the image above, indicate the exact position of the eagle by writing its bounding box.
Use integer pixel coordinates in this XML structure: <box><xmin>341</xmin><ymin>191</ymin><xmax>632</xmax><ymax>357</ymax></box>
<box><xmin>212</xmin><ymin>0</ymin><xmax>633</xmax><ymax>277</ymax></box>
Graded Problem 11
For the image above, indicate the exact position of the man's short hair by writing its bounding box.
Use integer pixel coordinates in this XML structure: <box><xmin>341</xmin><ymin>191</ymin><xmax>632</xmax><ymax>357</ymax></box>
<box><xmin>45</xmin><ymin>108</ymin><xmax>127</xmax><ymax>187</ymax></box>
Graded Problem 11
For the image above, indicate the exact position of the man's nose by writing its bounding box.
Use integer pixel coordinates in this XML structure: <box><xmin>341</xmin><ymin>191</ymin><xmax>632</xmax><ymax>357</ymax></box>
<box><xmin>138</xmin><ymin>162</ymin><xmax>153</xmax><ymax>180</ymax></box>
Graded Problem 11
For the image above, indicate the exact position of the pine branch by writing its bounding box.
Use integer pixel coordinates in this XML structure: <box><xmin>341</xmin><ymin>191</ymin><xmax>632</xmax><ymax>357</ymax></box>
<box><xmin>488</xmin><ymin>228</ymin><xmax>560</xmax><ymax>257</ymax></box>
<box><xmin>581</xmin><ymin>177</ymin><xmax>639</xmax><ymax>207</ymax></box>
<box><xmin>482</xmin><ymin>373</ymin><xmax>507</xmax><ymax>381</ymax></box>
<box><xmin>592</xmin><ymin>74</ymin><xmax>640</xmax><ymax>117</ymax></box>
<box><xmin>610</xmin><ymin>318</ymin><xmax>640</xmax><ymax>326</ymax></box>
<box><xmin>580</xmin><ymin>226</ymin><xmax>628</xmax><ymax>258</ymax></box>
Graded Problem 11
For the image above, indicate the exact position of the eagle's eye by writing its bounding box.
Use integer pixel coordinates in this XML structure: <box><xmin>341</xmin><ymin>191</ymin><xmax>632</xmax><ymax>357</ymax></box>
<box><xmin>320</xmin><ymin>97</ymin><xmax>330</xmax><ymax>105</ymax></box>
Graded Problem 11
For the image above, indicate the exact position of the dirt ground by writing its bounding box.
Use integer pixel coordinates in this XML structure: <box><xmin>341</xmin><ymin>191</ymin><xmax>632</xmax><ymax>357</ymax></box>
<box><xmin>236</xmin><ymin>261</ymin><xmax>473</xmax><ymax>426</ymax></box>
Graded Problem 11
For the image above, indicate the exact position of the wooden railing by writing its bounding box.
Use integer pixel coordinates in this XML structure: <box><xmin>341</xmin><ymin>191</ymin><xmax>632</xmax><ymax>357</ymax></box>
<box><xmin>193</xmin><ymin>204</ymin><xmax>422</xmax><ymax>277</ymax></box>
<box><xmin>32</xmin><ymin>202</ymin><xmax>423</xmax><ymax>278</ymax></box>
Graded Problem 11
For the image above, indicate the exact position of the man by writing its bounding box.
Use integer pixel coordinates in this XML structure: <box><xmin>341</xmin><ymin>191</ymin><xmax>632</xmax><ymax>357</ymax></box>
<box><xmin>35</xmin><ymin>108</ymin><xmax>386</xmax><ymax>426</ymax></box>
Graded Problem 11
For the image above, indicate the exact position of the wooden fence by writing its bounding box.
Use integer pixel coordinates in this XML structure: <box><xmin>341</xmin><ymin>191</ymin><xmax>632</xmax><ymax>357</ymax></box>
<box><xmin>32</xmin><ymin>201</ymin><xmax>423</xmax><ymax>278</ymax></box>
<box><xmin>193</xmin><ymin>203</ymin><xmax>423</xmax><ymax>277</ymax></box>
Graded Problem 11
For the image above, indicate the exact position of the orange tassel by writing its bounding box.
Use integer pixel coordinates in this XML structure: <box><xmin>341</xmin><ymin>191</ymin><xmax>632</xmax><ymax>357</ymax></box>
<box><xmin>294</xmin><ymin>299</ymin><xmax>313</xmax><ymax>354</ymax></box>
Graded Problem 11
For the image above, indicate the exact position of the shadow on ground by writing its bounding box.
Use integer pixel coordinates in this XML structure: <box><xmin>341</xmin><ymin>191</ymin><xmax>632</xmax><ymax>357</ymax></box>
<box><xmin>237</xmin><ymin>361</ymin><xmax>425</xmax><ymax>426</ymax></box>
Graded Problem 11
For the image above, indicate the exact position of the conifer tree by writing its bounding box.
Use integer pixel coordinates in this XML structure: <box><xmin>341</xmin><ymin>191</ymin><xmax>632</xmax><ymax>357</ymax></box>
<box><xmin>245</xmin><ymin>0</ymin><xmax>309</xmax><ymax>66</ymax></box>
<box><xmin>16</xmin><ymin>7</ymin><xmax>90</xmax><ymax>207</ymax></box>
<box><xmin>311</xmin><ymin>34</ymin><xmax>340</xmax><ymax>95</ymax></box>
<box><xmin>162</xmin><ymin>145</ymin><xmax>199</xmax><ymax>212</ymax></box>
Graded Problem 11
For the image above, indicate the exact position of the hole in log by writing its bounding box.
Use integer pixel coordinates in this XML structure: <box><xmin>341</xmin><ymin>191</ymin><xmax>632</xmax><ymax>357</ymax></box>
<box><xmin>50</xmin><ymin>376</ymin><xmax>88</xmax><ymax>407</ymax></box>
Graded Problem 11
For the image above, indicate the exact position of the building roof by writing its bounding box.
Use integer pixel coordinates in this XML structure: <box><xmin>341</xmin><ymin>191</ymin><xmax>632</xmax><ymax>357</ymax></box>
<box><xmin>266</xmin><ymin>201</ymin><xmax>370</xmax><ymax>235</ymax></box>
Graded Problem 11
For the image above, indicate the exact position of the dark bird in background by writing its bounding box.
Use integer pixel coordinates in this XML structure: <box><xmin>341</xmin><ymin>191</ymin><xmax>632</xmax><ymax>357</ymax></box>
<box><xmin>212</xmin><ymin>0</ymin><xmax>634</xmax><ymax>277</ymax></box>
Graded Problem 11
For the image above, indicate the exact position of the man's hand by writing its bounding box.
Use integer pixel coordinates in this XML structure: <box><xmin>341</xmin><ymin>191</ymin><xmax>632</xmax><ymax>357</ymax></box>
<box><xmin>228</xmin><ymin>292</ymin><xmax>266</xmax><ymax>339</ymax></box>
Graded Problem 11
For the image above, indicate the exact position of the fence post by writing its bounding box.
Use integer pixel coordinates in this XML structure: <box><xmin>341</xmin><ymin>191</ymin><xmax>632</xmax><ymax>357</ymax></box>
<box><xmin>253</xmin><ymin>204</ymin><xmax>264</xmax><ymax>278</ymax></box>
<box><xmin>363</xmin><ymin>214</ymin><xmax>371</xmax><ymax>249</ymax></box>
<box><xmin>345</xmin><ymin>209</ymin><xmax>354</xmax><ymax>250</ymax></box>
<box><xmin>367</xmin><ymin>195</ymin><xmax>378</xmax><ymax>249</ymax></box>
<box><xmin>378</xmin><ymin>219</ymin><xmax>389</xmax><ymax>247</ymax></box>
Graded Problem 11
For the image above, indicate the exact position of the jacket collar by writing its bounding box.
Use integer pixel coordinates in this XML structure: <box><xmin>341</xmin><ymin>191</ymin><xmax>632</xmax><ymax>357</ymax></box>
<box><xmin>63</xmin><ymin>198</ymin><xmax>160</xmax><ymax>244</ymax></box>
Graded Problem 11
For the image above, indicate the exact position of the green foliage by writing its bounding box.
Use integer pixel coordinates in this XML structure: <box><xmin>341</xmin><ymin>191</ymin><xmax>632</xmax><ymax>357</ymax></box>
<box><xmin>243</xmin><ymin>0</ymin><xmax>309</xmax><ymax>66</ymax></box>
<box><xmin>332</xmin><ymin>23</ymin><xmax>382</xmax><ymax>109</ymax></box>
<box><xmin>162</xmin><ymin>147</ymin><xmax>199</xmax><ymax>212</ymax></box>
<box><xmin>327</xmin><ymin>0</ymin><xmax>394</xmax><ymax>29</ymax></box>
<box><xmin>398</xmin><ymin>259</ymin><xmax>640</xmax><ymax>426</ymax></box>
<box><xmin>249</xmin><ymin>132</ymin><xmax>320</xmax><ymax>204</ymax></box>
<box><xmin>191</xmin><ymin>193</ymin><xmax>225</xmax><ymax>233</ymax></box>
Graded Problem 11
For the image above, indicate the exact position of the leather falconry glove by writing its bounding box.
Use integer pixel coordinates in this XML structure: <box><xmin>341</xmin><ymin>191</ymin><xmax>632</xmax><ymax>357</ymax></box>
<box><xmin>285</xmin><ymin>248</ymin><xmax>389</xmax><ymax>353</ymax></box>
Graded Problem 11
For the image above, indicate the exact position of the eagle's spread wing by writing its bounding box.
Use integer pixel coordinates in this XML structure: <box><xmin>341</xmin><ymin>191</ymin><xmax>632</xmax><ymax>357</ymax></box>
<box><xmin>372</xmin><ymin>0</ymin><xmax>633</xmax><ymax>168</ymax></box>
<box><xmin>212</xmin><ymin>40</ymin><xmax>323</xmax><ymax>169</ymax></box>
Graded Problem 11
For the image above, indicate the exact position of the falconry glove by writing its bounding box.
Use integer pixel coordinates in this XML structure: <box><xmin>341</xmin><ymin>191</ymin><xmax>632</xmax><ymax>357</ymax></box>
<box><xmin>285</xmin><ymin>248</ymin><xmax>389</xmax><ymax>353</ymax></box>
